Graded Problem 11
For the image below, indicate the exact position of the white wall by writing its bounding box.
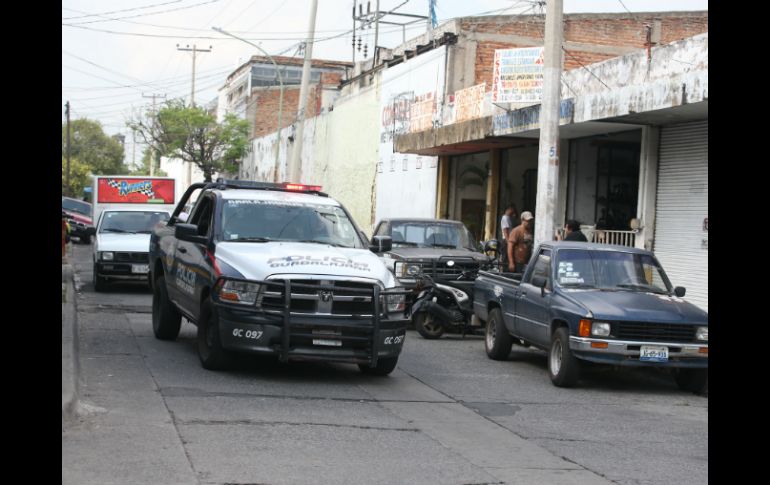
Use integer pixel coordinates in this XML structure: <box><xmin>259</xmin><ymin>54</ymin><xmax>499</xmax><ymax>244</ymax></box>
<box><xmin>376</xmin><ymin>46</ymin><xmax>447</xmax><ymax>222</ymax></box>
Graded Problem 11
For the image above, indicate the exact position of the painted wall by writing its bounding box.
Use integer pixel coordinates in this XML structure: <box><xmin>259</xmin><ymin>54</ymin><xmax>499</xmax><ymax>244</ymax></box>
<box><xmin>376</xmin><ymin>46</ymin><xmax>447</xmax><ymax>222</ymax></box>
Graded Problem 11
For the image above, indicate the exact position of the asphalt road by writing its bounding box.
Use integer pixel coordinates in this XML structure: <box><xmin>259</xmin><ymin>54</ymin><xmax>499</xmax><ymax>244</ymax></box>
<box><xmin>63</xmin><ymin>243</ymin><xmax>708</xmax><ymax>485</ymax></box>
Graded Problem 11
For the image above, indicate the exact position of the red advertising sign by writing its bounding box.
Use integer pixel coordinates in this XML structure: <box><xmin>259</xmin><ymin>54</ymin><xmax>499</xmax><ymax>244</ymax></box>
<box><xmin>97</xmin><ymin>178</ymin><xmax>175</xmax><ymax>204</ymax></box>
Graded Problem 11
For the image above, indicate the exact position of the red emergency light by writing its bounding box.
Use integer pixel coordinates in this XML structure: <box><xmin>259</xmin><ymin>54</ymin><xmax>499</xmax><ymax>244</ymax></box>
<box><xmin>283</xmin><ymin>183</ymin><xmax>323</xmax><ymax>192</ymax></box>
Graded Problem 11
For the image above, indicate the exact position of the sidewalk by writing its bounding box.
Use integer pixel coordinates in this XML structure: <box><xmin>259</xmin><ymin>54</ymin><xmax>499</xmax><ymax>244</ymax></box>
<box><xmin>62</xmin><ymin>244</ymin><xmax>79</xmax><ymax>428</ymax></box>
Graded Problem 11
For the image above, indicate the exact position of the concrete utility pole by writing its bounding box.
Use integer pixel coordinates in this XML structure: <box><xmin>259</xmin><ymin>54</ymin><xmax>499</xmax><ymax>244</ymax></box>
<box><xmin>65</xmin><ymin>101</ymin><xmax>71</xmax><ymax>196</ymax></box>
<box><xmin>177</xmin><ymin>44</ymin><xmax>212</xmax><ymax>186</ymax></box>
<box><xmin>534</xmin><ymin>0</ymin><xmax>564</xmax><ymax>247</ymax></box>
<box><xmin>142</xmin><ymin>93</ymin><xmax>167</xmax><ymax>177</ymax></box>
<box><xmin>373</xmin><ymin>0</ymin><xmax>380</xmax><ymax>64</ymax></box>
<box><xmin>288</xmin><ymin>0</ymin><xmax>319</xmax><ymax>183</ymax></box>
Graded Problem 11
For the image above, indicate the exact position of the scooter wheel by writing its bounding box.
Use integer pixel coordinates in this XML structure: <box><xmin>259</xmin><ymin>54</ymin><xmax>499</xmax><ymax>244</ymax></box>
<box><xmin>414</xmin><ymin>312</ymin><xmax>445</xmax><ymax>339</ymax></box>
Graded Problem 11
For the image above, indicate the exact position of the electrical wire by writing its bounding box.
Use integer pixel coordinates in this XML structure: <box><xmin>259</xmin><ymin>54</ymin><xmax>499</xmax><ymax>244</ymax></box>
<box><xmin>61</xmin><ymin>1</ymin><xmax>184</xmax><ymax>20</ymax></box>
<box><xmin>64</xmin><ymin>0</ymin><xmax>222</xmax><ymax>26</ymax></box>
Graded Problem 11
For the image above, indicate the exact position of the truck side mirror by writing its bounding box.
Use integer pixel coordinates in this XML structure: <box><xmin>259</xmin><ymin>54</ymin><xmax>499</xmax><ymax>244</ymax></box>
<box><xmin>370</xmin><ymin>235</ymin><xmax>392</xmax><ymax>253</ymax></box>
<box><xmin>175</xmin><ymin>223</ymin><xmax>207</xmax><ymax>244</ymax></box>
<box><xmin>674</xmin><ymin>286</ymin><xmax>686</xmax><ymax>297</ymax></box>
<box><xmin>532</xmin><ymin>275</ymin><xmax>548</xmax><ymax>296</ymax></box>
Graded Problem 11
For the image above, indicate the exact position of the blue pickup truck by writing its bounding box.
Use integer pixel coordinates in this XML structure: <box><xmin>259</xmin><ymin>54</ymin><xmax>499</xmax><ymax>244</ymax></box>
<box><xmin>474</xmin><ymin>241</ymin><xmax>708</xmax><ymax>392</ymax></box>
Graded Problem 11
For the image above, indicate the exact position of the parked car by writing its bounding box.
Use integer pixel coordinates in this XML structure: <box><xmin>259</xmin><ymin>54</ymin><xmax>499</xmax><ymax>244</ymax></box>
<box><xmin>92</xmin><ymin>209</ymin><xmax>170</xmax><ymax>291</ymax></box>
<box><xmin>474</xmin><ymin>241</ymin><xmax>708</xmax><ymax>392</ymax></box>
<box><xmin>62</xmin><ymin>196</ymin><xmax>95</xmax><ymax>244</ymax></box>
<box><xmin>373</xmin><ymin>218</ymin><xmax>491</xmax><ymax>337</ymax></box>
<box><xmin>149</xmin><ymin>180</ymin><xmax>409</xmax><ymax>375</ymax></box>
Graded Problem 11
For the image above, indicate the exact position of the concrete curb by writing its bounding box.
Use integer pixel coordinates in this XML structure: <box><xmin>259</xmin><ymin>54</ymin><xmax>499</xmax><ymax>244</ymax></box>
<box><xmin>62</xmin><ymin>263</ymin><xmax>79</xmax><ymax>427</ymax></box>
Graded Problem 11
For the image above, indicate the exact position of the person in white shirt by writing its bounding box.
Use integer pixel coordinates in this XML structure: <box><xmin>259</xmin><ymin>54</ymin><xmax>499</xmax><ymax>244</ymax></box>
<box><xmin>499</xmin><ymin>205</ymin><xmax>516</xmax><ymax>265</ymax></box>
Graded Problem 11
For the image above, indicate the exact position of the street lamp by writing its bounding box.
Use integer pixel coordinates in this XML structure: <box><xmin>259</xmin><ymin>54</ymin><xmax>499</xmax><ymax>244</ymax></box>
<box><xmin>212</xmin><ymin>27</ymin><xmax>285</xmax><ymax>182</ymax></box>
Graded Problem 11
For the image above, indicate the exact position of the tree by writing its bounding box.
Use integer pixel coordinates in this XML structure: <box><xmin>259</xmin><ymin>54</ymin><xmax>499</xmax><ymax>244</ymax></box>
<box><xmin>130</xmin><ymin>147</ymin><xmax>167</xmax><ymax>176</ymax></box>
<box><xmin>129</xmin><ymin>99</ymin><xmax>249</xmax><ymax>182</ymax></box>
<box><xmin>62</xmin><ymin>157</ymin><xmax>92</xmax><ymax>198</ymax></box>
<box><xmin>62</xmin><ymin>119</ymin><xmax>126</xmax><ymax>175</ymax></box>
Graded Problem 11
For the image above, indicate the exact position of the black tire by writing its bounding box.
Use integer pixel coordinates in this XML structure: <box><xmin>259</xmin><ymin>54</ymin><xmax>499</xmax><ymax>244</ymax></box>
<box><xmin>358</xmin><ymin>356</ymin><xmax>399</xmax><ymax>376</ymax></box>
<box><xmin>197</xmin><ymin>298</ymin><xmax>233</xmax><ymax>370</ymax></box>
<box><xmin>413</xmin><ymin>312</ymin><xmax>445</xmax><ymax>339</ymax></box>
<box><xmin>485</xmin><ymin>308</ymin><xmax>513</xmax><ymax>360</ymax></box>
<box><xmin>80</xmin><ymin>234</ymin><xmax>91</xmax><ymax>244</ymax></box>
<box><xmin>548</xmin><ymin>327</ymin><xmax>581</xmax><ymax>387</ymax></box>
<box><xmin>674</xmin><ymin>369</ymin><xmax>708</xmax><ymax>394</ymax></box>
<box><xmin>93</xmin><ymin>264</ymin><xmax>106</xmax><ymax>292</ymax></box>
<box><xmin>152</xmin><ymin>275</ymin><xmax>182</xmax><ymax>340</ymax></box>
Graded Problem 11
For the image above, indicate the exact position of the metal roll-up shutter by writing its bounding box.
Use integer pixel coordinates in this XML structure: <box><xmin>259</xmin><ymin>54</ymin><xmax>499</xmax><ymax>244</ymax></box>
<box><xmin>653</xmin><ymin>121</ymin><xmax>708</xmax><ymax>311</ymax></box>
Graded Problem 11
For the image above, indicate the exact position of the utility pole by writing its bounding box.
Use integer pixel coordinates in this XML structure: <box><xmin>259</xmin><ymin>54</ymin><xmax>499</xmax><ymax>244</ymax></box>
<box><xmin>65</xmin><ymin>101</ymin><xmax>71</xmax><ymax>196</ymax></box>
<box><xmin>131</xmin><ymin>128</ymin><xmax>137</xmax><ymax>171</ymax></box>
<box><xmin>142</xmin><ymin>93</ymin><xmax>167</xmax><ymax>177</ymax></box>
<box><xmin>288</xmin><ymin>0</ymin><xmax>318</xmax><ymax>183</ymax></box>
<box><xmin>534</xmin><ymin>0</ymin><xmax>564</xmax><ymax>247</ymax></box>
<box><xmin>177</xmin><ymin>44</ymin><xmax>212</xmax><ymax>186</ymax></box>
<box><xmin>373</xmin><ymin>0</ymin><xmax>380</xmax><ymax>64</ymax></box>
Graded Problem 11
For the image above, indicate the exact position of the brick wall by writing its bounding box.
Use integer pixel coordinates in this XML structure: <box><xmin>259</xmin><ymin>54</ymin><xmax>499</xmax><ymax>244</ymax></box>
<box><xmin>465</xmin><ymin>12</ymin><xmax>708</xmax><ymax>90</ymax></box>
<box><xmin>250</xmin><ymin>80</ymin><xmax>337</xmax><ymax>138</ymax></box>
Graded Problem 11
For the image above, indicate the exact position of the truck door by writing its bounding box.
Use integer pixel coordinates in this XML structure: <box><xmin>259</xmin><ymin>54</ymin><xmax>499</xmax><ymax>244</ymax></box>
<box><xmin>514</xmin><ymin>248</ymin><xmax>552</xmax><ymax>346</ymax></box>
<box><xmin>174</xmin><ymin>195</ymin><xmax>214</xmax><ymax>318</ymax></box>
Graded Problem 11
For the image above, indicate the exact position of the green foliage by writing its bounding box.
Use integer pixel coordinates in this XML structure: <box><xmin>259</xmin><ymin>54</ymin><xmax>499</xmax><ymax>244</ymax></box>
<box><xmin>62</xmin><ymin>119</ymin><xmax>126</xmax><ymax>175</ymax></box>
<box><xmin>62</xmin><ymin>157</ymin><xmax>92</xmax><ymax>197</ymax></box>
<box><xmin>128</xmin><ymin>99</ymin><xmax>250</xmax><ymax>182</ymax></box>
<box><xmin>130</xmin><ymin>147</ymin><xmax>167</xmax><ymax>176</ymax></box>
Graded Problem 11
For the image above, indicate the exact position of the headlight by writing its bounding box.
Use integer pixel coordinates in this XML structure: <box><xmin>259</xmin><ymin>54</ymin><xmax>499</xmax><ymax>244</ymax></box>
<box><xmin>100</xmin><ymin>252</ymin><xmax>114</xmax><ymax>261</ymax></box>
<box><xmin>394</xmin><ymin>261</ymin><xmax>421</xmax><ymax>278</ymax></box>
<box><xmin>217</xmin><ymin>279</ymin><xmax>261</xmax><ymax>305</ymax></box>
<box><xmin>696</xmin><ymin>326</ymin><xmax>708</xmax><ymax>341</ymax></box>
<box><xmin>591</xmin><ymin>322</ymin><xmax>611</xmax><ymax>337</ymax></box>
<box><xmin>384</xmin><ymin>293</ymin><xmax>405</xmax><ymax>313</ymax></box>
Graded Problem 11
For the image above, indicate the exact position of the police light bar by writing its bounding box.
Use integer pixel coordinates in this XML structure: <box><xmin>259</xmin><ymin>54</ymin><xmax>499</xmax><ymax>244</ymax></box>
<box><xmin>283</xmin><ymin>183</ymin><xmax>323</xmax><ymax>192</ymax></box>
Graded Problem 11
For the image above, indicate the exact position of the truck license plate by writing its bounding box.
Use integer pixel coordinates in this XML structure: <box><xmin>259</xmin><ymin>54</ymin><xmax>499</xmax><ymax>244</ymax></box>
<box><xmin>132</xmin><ymin>264</ymin><xmax>149</xmax><ymax>274</ymax></box>
<box><xmin>313</xmin><ymin>329</ymin><xmax>341</xmax><ymax>347</ymax></box>
<box><xmin>639</xmin><ymin>345</ymin><xmax>669</xmax><ymax>362</ymax></box>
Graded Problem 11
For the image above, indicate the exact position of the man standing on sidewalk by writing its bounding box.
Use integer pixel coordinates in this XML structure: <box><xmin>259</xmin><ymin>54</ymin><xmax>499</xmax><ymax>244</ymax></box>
<box><xmin>499</xmin><ymin>205</ymin><xmax>516</xmax><ymax>267</ymax></box>
<box><xmin>507</xmin><ymin>211</ymin><xmax>534</xmax><ymax>274</ymax></box>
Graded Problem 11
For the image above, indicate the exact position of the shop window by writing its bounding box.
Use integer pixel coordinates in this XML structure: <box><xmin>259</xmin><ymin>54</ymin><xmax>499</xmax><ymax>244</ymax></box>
<box><xmin>595</xmin><ymin>144</ymin><xmax>640</xmax><ymax>230</ymax></box>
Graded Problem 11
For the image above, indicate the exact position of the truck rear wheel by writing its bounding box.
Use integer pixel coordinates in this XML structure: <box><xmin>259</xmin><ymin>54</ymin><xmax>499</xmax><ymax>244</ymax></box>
<box><xmin>358</xmin><ymin>356</ymin><xmax>398</xmax><ymax>376</ymax></box>
<box><xmin>197</xmin><ymin>298</ymin><xmax>233</xmax><ymax>370</ymax></box>
<box><xmin>674</xmin><ymin>369</ymin><xmax>708</xmax><ymax>394</ymax></box>
<box><xmin>549</xmin><ymin>327</ymin><xmax>581</xmax><ymax>387</ymax></box>
<box><xmin>485</xmin><ymin>308</ymin><xmax>513</xmax><ymax>360</ymax></box>
<box><xmin>414</xmin><ymin>312</ymin><xmax>445</xmax><ymax>339</ymax></box>
<box><xmin>152</xmin><ymin>275</ymin><xmax>182</xmax><ymax>340</ymax></box>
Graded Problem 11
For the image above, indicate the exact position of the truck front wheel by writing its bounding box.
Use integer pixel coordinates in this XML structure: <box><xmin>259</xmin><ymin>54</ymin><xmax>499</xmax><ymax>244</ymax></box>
<box><xmin>549</xmin><ymin>327</ymin><xmax>581</xmax><ymax>387</ymax></box>
<box><xmin>485</xmin><ymin>308</ymin><xmax>513</xmax><ymax>360</ymax></box>
<box><xmin>359</xmin><ymin>356</ymin><xmax>399</xmax><ymax>376</ymax></box>
<box><xmin>674</xmin><ymin>369</ymin><xmax>708</xmax><ymax>394</ymax></box>
<box><xmin>197</xmin><ymin>298</ymin><xmax>233</xmax><ymax>370</ymax></box>
<box><xmin>152</xmin><ymin>275</ymin><xmax>182</xmax><ymax>340</ymax></box>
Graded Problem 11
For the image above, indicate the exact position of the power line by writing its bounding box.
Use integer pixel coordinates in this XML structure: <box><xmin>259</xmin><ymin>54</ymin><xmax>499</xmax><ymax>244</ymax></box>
<box><xmin>61</xmin><ymin>0</ymin><xmax>184</xmax><ymax>20</ymax></box>
<box><xmin>562</xmin><ymin>47</ymin><xmax>611</xmax><ymax>90</ymax></box>
<box><xmin>64</xmin><ymin>0</ymin><xmax>222</xmax><ymax>25</ymax></box>
<box><xmin>616</xmin><ymin>0</ymin><xmax>633</xmax><ymax>15</ymax></box>
<box><xmin>62</xmin><ymin>50</ymin><xmax>148</xmax><ymax>84</ymax></box>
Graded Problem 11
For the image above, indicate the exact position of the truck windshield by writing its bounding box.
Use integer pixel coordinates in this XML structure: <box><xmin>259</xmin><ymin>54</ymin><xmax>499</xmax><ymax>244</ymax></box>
<box><xmin>99</xmin><ymin>211</ymin><xmax>169</xmax><ymax>234</ymax></box>
<box><xmin>62</xmin><ymin>197</ymin><xmax>92</xmax><ymax>217</ymax></box>
<box><xmin>220</xmin><ymin>199</ymin><xmax>364</xmax><ymax>248</ymax></box>
<box><xmin>555</xmin><ymin>249</ymin><xmax>672</xmax><ymax>294</ymax></box>
<box><xmin>389</xmin><ymin>222</ymin><xmax>476</xmax><ymax>250</ymax></box>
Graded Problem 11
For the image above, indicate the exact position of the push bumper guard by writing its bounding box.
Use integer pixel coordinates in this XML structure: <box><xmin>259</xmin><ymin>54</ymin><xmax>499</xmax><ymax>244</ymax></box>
<box><xmin>212</xmin><ymin>278</ymin><xmax>410</xmax><ymax>367</ymax></box>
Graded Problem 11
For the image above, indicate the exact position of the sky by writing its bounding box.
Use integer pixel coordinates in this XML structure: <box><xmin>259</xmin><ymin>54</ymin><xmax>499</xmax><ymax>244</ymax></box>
<box><xmin>61</xmin><ymin>0</ymin><xmax>708</xmax><ymax>167</ymax></box>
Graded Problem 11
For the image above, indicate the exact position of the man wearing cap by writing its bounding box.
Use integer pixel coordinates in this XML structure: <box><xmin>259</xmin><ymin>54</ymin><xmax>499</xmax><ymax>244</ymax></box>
<box><xmin>507</xmin><ymin>211</ymin><xmax>535</xmax><ymax>273</ymax></box>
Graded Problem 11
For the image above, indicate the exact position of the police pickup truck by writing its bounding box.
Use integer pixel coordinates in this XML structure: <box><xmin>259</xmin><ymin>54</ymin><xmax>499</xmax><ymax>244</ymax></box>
<box><xmin>474</xmin><ymin>241</ymin><xmax>708</xmax><ymax>392</ymax></box>
<box><xmin>149</xmin><ymin>180</ymin><xmax>409</xmax><ymax>375</ymax></box>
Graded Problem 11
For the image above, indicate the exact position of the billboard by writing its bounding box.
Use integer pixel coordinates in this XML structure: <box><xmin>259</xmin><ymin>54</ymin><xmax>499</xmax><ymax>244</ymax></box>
<box><xmin>492</xmin><ymin>47</ymin><xmax>544</xmax><ymax>103</ymax></box>
<box><xmin>97</xmin><ymin>178</ymin><xmax>175</xmax><ymax>204</ymax></box>
<box><xmin>377</xmin><ymin>46</ymin><xmax>446</xmax><ymax>221</ymax></box>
